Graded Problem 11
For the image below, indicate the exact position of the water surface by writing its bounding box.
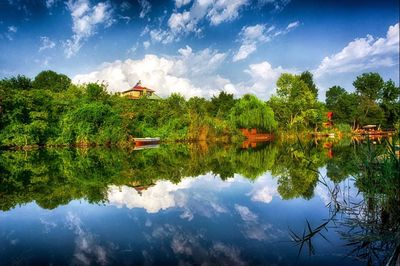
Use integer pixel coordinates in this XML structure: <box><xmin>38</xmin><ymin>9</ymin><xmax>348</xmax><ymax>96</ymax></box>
<box><xmin>0</xmin><ymin>141</ymin><xmax>397</xmax><ymax>265</ymax></box>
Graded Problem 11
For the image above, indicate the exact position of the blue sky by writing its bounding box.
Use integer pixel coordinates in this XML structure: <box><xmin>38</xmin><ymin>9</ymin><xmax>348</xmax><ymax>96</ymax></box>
<box><xmin>0</xmin><ymin>0</ymin><xmax>399</xmax><ymax>99</ymax></box>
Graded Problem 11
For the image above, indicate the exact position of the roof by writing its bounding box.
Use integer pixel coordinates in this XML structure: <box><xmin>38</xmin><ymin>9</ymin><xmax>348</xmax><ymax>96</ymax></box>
<box><xmin>122</xmin><ymin>80</ymin><xmax>155</xmax><ymax>94</ymax></box>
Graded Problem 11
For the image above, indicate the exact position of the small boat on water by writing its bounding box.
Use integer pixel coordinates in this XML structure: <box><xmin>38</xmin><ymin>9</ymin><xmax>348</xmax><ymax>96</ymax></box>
<box><xmin>133</xmin><ymin>137</ymin><xmax>160</xmax><ymax>146</ymax></box>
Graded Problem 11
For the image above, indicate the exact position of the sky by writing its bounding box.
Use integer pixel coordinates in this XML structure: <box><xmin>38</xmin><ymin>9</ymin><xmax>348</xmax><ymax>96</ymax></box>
<box><xmin>0</xmin><ymin>0</ymin><xmax>399</xmax><ymax>100</ymax></box>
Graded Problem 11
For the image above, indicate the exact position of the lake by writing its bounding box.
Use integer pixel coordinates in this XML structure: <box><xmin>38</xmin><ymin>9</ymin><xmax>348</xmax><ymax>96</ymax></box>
<box><xmin>0</xmin><ymin>139</ymin><xmax>398</xmax><ymax>265</ymax></box>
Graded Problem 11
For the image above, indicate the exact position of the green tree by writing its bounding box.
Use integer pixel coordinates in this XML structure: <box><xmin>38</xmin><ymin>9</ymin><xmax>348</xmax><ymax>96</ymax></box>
<box><xmin>230</xmin><ymin>94</ymin><xmax>277</xmax><ymax>132</ymax></box>
<box><xmin>300</xmin><ymin>71</ymin><xmax>318</xmax><ymax>98</ymax></box>
<box><xmin>269</xmin><ymin>73</ymin><xmax>323</xmax><ymax>130</ymax></box>
<box><xmin>210</xmin><ymin>91</ymin><xmax>237</xmax><ymax>118</ymax></box>
<box><xmin>379</xmin><ymin>80</ymin><xmax>400</xmax><ymax>127</ymax></box>
<box><xmin>32</xmin><ymin>70</ymin><xmax>71</xmax><ymax>92</ymax></box>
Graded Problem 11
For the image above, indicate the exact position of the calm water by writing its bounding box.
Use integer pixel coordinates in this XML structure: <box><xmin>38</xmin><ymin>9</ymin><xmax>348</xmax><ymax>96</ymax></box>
<box><xmin>0</xmin><ymin>140</ymin><xmax>398</xmax><ymax>265</ymax></box>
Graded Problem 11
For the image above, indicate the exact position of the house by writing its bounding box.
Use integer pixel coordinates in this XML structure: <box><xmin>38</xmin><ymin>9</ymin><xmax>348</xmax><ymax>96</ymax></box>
<box><xmin>121</xmin><ymin>80</ymin><xmax>161</xmax><ymax>100</ymax></box>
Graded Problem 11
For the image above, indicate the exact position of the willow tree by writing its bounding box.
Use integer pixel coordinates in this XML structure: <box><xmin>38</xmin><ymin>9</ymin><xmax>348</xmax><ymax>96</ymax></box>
<box><xmin>230</xmin><ymin>94</ymin><xmax>277</xmax><ymax>132</ymax></box>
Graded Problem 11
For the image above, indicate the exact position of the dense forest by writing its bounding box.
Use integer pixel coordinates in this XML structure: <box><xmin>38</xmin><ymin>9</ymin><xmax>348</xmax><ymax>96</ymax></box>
<box><xmin>0</xmin><ymin>70</ymin><xmax>398</xmax><ymax>148</ymax></box>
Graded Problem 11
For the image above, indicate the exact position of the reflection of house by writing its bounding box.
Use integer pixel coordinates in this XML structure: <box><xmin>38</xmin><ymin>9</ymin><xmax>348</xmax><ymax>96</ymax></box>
<box><xmin>127</xmin><ymin>181</ymin><xmax>155</xmax><ymax>196</ymax></box>
<box><xmin>121</xmin><ymin>80</ymin><xmax>161</xmax><ymax>100</ymax></box>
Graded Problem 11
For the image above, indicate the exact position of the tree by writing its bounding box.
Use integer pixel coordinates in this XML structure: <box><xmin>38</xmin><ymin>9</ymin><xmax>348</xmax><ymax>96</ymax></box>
<box><xmin>269</xmin><ymin>73</ymin><xmax>323</xmax><ymax>130</ymax></box>
<box><xmin>380</xmin><ymin>80</ymin><xmax>400</xmax><ymax>127</ymax></box>
<box><xmin>32</xmin><ymin>70</ymin><xmax>71</xmax><ymax>92</ymax></box>
<box><xmin>326</xmin><ymin>86</ymin><xmax>346</xmax><ymax>109</ymax></box>
<box><xmin>353</xmin><ymin>72</ymin><xmax>384</xmax><ymax>101</ymax></box>
<box><xmin>353</xmin><ymin>73</ymin><xmax>389</xmax><ymax>126</ymax></box>
<box><xmin>230</xmin><ymin>94</ymin><xmax>277</xmax><ymax>132</ymax></box>
<box><xmin>300</xmin><ymin>71</ymin><xmax>318</xmax><ymax>98</ymax></box>
<box><xmin>210</xmin><ymin>91</ymin><xmax>236</xmax><ymax>118</ymax></box>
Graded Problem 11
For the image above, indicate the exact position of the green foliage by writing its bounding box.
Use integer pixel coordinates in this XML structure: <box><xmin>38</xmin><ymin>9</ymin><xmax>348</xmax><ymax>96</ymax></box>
<box><xmin>326</xmin><ymin>73</ymin><xmax>399</xmax><ymax>128</ymax></box>
<box><xmin>32</xmin><ymin>70</ymin><xmax>71</xmax><ymax>92</ymax></box>
<box><xmin>353</xmin><ymin>72</ymin><xmax>384</xmax><ymax>101</ymax></box>
<box><xmin>300</xmin><ymin>71</ymin><xmax>318</xmax><ymax>98</ymax></box>
<box><xmin>210</xmin><ymin>91</ymin><xmax>237</xmax><ymax>118</ymax></box>
<box><xmin>230</xmin><ymin>94</ymin><xmax>277</xmax><ymax>132</ymax></box>
<box><xmin>269</xmin><ymin>73</ymin><xmax>324</xmax><ymax>130</ymax></box>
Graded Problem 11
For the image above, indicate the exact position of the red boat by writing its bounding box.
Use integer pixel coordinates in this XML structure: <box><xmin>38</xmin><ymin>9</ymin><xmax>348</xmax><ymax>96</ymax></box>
<box><xmin>134</xmin><ymin>137</ymin><xmax>160</xmax><ymax>146</ymax></box>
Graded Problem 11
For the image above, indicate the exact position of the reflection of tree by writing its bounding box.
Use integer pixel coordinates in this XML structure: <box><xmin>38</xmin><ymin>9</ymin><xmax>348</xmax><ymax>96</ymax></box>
<box><xmin>3</xmin><ymin>138</ymin><xmax>387</xmax><ymax>211</ymax></box>
<box><xmin>290</xmin><ymin>138</ymin><xmax>400</xmax><ymax>265</ymax></box>
<box><xmin>271</xmin><ymin>140</ymin><xmax>327</xmax><ymax>199</ymax></box>
<box><xmin>0</xmin><ymin>143</ymin><xmax>279</xmax><ymax>210</ymax></box>
<box><xmin>326</xmin><ymin>141</ymin><xmax>359</xmax><ymax>183</ymax></box>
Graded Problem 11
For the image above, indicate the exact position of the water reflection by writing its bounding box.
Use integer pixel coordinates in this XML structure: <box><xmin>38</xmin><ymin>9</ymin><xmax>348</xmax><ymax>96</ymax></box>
<box><xmin>0</xmin><ymin>139</ymin><xmax>398</xmax><ymax>265</ymax></box>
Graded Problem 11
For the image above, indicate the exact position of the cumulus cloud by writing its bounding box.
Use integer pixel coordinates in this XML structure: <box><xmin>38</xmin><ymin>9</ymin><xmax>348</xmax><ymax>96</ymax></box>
<box><xmin>64</xmin><ymin>0</ymin><xmax>114</xmax><ymax>58</ymax></box>
<box><xmin>233</xmin><ymin>22</ymin><xmax>300</xmax><ymax>61</ymax></box>
<box><xmin>107</xmin><ymin>174</ymin><xmax>233</xmax><ymax>217</ymax></box>
<box><xmin>107</xmin><ymin>179</ymin><xmax>193</xmax><ymax>213</ymax></box>
<box><xmin>247</xmin><ymin>173</ymin><xmax>279</xmax><ymax>203</ymax></box>
<box><xmin>138</xmin><ymin>0</ymin><xmax>151</xmax><ymax>18</ymax></box>
<box><xmin>237</xmin><ymin>60</ymin><xmax>294</xmax><ymax>99</ymax></box>
<box><xmin>73</xmin><ymin>46</ymin><xmax>235</xmax><ymax>98</ymax></box>
<box><xmin>314</xmin><ymin>22</ymin><xmax>400</xmax><ymax>77</ymax></box>
<box><xmin>39</xmin><ymin>36</ymin><xmax>56</xmax><ymax>52</ymax></box>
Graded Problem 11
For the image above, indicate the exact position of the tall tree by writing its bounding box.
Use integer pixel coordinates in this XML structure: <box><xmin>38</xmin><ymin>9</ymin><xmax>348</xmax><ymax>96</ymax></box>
<box><xmin>300</xmin><ymin>71</ymin><xmax>318</xmax><ymax>98</ymax></box>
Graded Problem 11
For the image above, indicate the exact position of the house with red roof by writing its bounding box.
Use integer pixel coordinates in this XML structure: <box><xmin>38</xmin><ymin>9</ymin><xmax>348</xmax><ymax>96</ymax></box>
<box><xmin>121</xmin><ymin>80</ymin><xmax>161</xmax><ymax>100</ymax></box>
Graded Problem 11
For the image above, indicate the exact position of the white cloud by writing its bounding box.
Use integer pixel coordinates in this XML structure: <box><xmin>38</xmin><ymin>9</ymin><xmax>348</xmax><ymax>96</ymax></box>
<box><xmin>4</xmin><ymin>25</ymin><xmax>17</xmax><ymax>40</ymax></box>
<box><xmin>233</xmin><ymin>22</ymin><xmax>300</xmax><ymax>61</ymax></box>
<box><xmin>45</xmin><ymin>0</ymin><xmax>56</xmax><ymax>8</ymax></box>
<box><xmin>286</xmin><ymin>20</ymin><xmax>299</xmax><ymax>30</ymax></box>
<box><xmin>66</xmin><ymin>212</ymin><xmax>108</xmax><ymax>266</ymax></box>
<box><xmin>233</xmin><ymin>43</ymin><xmax>257</xmax><ymax>62</ymax></box>
<box><xmin>39</xmin><ymin>36</ymin><xmax>56</xmax><ymax>52</ymax></box>
<box><xmin>233</xmin><ymin>24</ymin><xmax>269</xmax><ymax>62</ymax></box>
<box><xmin>138</xmin><ymin>0</ymin><xmax>151</xmax><ymax>18</ymax></box>
<box><xmin>314</xmin><ymin>22</ymin><xmax>400</xmax><ymax>77</ymax></box>
<box><xmin>73</xmin><ymin>46</ymin><xmax>234</xmax><ymax>98</ymax></box>
<box><xmin>143</xmin><ymin>40</ymin><xmax>150</xmax><ymax>49</ymax></box>
<box><xmin>207</xmin><ymin>0</ymin><xmax>249</xmax><ymax>26</ymax></box>
<box><xmin>151</xmin><ymin>0</ymin><xmax>248</xmax><ymax>43</ymax></box>
<box><xmin>107</xmin><ymin>174</ymin><xmax>233</xmax><ymax>216</ymax></box>
<box><xmin>247</xmin><ymin>173</ymin><xmax>279</xmax><ymax>203</ymax></box>
<box><xmin>64</xmin><ymin>0</ymin><xmax>114</xmax><ymax>58</ymax></box>
<box><xmin>237</xmin><ymin>60</ymin><xmax>294</xmax><ymax>99</ymax></box>
<box><xmin>175</xmin><ymin>0</ymin><xmax>192</xmax><ymax>8</ymax></box>
<box><xmin>8</xmin><ymin>25</ymin><xmax>17</xmax><ymax>33</ymax></box>
<box><xmin>234</xmin><ymin>204</ymin><xmax>258</xmax><ymax>222</ymax></box>
<box><xmin>107</xmin><ymin>180</ymin><xmax>192</xmax><ymax>213</ymax></box>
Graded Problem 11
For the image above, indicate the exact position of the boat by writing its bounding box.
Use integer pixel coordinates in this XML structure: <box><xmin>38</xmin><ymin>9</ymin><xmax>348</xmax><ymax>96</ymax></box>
<box><xmin>133</xmin><ymin>137</ymin><xmax>160</xmax><ymax>146</ymax></box>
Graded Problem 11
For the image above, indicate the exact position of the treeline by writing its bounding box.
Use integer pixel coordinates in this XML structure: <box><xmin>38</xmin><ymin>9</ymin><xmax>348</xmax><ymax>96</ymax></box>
<box><xmin>0</xmin><ymin>71</ymin><xmax>276</xmax><ymax>148</ymax></box>
<box><xmin>0</xmin><ymin>70</ymin><xmax>398</xmax><ymax>148</ymax></box>
<box><xmin>268</xmin><ymin>71</ymin><xmax>399</xmax><ymax>131</ymax></box>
